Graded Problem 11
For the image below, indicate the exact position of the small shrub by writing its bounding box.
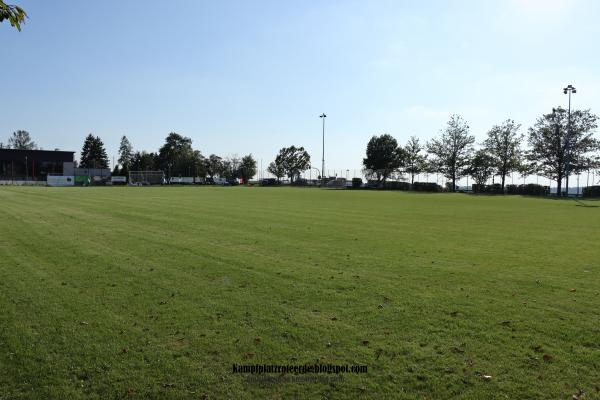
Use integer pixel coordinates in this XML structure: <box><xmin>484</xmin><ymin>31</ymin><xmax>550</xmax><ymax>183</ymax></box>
<box><xmin>352</xmin><ymin>178</ymin><xmax>362</xmax><ymax>189</ymax></box>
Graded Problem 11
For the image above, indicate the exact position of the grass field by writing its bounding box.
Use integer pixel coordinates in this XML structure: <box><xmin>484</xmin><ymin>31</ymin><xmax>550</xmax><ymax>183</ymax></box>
<box><xmin>0</xmin><ymin>186</ymin><xmax>598</xmax><ymax>399</ymax></box>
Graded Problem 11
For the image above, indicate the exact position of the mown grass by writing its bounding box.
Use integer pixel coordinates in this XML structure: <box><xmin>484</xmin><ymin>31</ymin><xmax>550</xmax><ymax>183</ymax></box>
<box><xmin>0</xmin><ymin>186</ymin><xmax>598</xmax><ymax>399</ymax></box>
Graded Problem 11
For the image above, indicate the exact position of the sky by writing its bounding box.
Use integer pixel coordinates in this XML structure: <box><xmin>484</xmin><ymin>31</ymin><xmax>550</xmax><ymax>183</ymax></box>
<box><xmin>1</xmin><ymin>0</ymin><xmax>599</xmax><ymax>176</ymax></box>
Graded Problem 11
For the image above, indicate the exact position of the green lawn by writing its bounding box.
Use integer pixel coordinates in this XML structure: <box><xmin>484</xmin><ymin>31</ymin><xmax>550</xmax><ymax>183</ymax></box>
<box><xmin>0</xmin><ymin>186</ymin><xmax>598</xmax><ymax>399</ymax></box>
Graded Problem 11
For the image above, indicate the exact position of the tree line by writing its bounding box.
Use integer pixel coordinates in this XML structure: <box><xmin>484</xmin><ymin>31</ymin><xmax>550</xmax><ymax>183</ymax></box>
<box><xmin>112</xmin><ymin>133</ymin><xmax>258</xmax><ymax>183</ymax></box>
<box><xmin>362</xmin><ymin>108</ymin><xmax>599</xmax><ymax>195</ymax></box>
<box><xmin>3</xmin><ymin>106</ymin><xmax>599</xmax><ymax>194</ymax></box>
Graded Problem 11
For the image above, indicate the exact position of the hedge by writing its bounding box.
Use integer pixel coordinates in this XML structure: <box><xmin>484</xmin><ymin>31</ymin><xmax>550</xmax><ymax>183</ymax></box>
<box><xmin>383</xmin><ymin>181</ymin><xmax>411</xmax><ymax>191</ymax></box>
<box><xmin>505</xmin><ymin>184</ymin><xmax>549</xmax><ymax>196</ymax></box>
<box><xmin>472</xmin><ymin>183</ymin><xmax>503</xmax><ymax>194</ymax></box>
<box><xmin>412</xmin><ymin>182</ymin><xmax>440</xmax><ymax>192</ymax></box>
<box><xmin>583</xmin><ymin>186</ymin><xmax>600</xmax><ymax>197</ymax></box>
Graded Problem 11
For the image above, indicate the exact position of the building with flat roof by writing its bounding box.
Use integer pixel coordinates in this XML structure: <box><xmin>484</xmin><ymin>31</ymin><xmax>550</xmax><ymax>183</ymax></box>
<box><xmin>0</xmin><ymin>148</ymin><xmax>74</xmax><ymax>183</ymax></box>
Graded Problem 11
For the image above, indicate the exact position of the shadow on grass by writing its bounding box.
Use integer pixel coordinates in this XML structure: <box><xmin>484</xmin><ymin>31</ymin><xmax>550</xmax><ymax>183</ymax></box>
<box><xmin>534</xmin><ymin>196</ymin><xmax>600</xmax><ymax>207</ymax></box>
<box><xmin>464</xmin><ymin>192</ymin><xmax>600</xmax><ymax>206</ymax></box>
<box><xmin>573</xmin><ymin>199</ymin><xmax>600</xmax><ymax>207</ymax></box>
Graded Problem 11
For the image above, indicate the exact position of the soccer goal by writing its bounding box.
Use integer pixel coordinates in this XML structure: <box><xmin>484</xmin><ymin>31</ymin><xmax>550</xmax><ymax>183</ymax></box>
<box><xmin>129</xmin><ymin>171</ymin><xmax>165</xmax><ymax>185</ymax></box>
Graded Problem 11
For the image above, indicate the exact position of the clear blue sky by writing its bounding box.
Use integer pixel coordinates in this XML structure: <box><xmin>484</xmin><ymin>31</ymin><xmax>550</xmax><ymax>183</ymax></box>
<box><xmin>1</xmin><ymin>0</ymin><xmax>599</xmax><ymax>174</ymax></box>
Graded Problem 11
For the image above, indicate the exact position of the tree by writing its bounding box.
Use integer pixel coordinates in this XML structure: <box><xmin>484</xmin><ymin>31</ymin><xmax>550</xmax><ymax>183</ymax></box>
<box><xmin>427</xmin><ymin>115</ymin><xmax>475</xmax><ymax>192</ymax></box>
<box><xmin>8</xmin><ymin>130</ymin><xmax>36</xmax><ymax>150</ymax></box>
<box><xmin>239</xmin><ymin>154</ymin><xmax>257</xmax><ymax>184</ymax></box>
<box><xmin>0</xmin><ymin>1</ymin><xmax>27</xmax><ymax>31</ymax></box>
<box><xmin>404</xmin><ymin>136</ymin><xmax>427</xmax><ymax>184</ymax></box>
<box><xmin>362</xmin><ymin>134</ymin><xmax>404</xmax><ymax>184</ymax></box>
<box><xmin>79</xmin><ymin>135</ymin><xmax>95</xmax><ymax>167</ymax></box>
<box><xmin>191</xmin><ymin>150</ymin><xmax>206</xmax><ymax>180</ymax></box>
<box><xmin>516</xmin><ymin>161</ymin><xmax>537</xmax><ymax>186</ymax></box>
<box><xmin>271</xmin><ymin>146</ymin><xmax>311</xmax><ymax>182</ymax></box>
<box><xmin>467</xmin><ymin>150</ymin><xmax>495</xmax><ymax>189</ymax></box>
<box><xmin>204</xmin><ymin>154</ymin><xmax>223</xmax><ymax>178</ymax></box>
<box><xmin>222</xmin><ymin>156</ymin><xmax>241</xmax><ymax>180</ymax></box>
<box><xmin>118</xmin><ymin>136</ymin><xmax>134</xmax><ymax>176</ymax></box>
<box><xmin>267</xmin><ymin>160</ymin><xmax>285</xmax><ymax>182</ymax></box>
<box><xmin>527</xmin><ymin>108</ymin><xmax>599</xmax><ymax>196</ymax></box>
<box><xmin>484</xmin><ymin>119</ymin><xmax>523</xmax><ymax>191</ymax></box>
<box><xmin>131</xmin><ymin>151</ymin><xmax>158</xmax><ymax>171</ymax></box>
<box><xmin>80</xmin><ymin>134</ymin><xmax>109</xmax><ymax>168</ymax></box>
<box><xmin>158</xmin><ymin>132</ymin><xmax>195</xmax><ymax>178</ymax></box>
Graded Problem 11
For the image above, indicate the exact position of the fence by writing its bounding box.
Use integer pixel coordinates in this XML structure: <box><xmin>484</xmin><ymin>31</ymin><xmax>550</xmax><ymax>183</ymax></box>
<box><xmin>1</xmin><ymin>166</ymin><xmax>598</xmax><ymax>195</ymax></box>
<box><xmin>251</xmin><ymin>168</ymin><xmax>600</xmax><ymax>195</ymax></box>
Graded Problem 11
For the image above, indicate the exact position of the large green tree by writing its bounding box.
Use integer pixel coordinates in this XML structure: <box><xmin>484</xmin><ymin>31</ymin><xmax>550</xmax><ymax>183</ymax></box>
<box><xmin>131</xmin><ymin>151</ymin><xmax>158</xmax><ymax>171</ymax></box>
<box><xmin>80</xmin><ymin>134</ymin><xmax>109</xmax><ymax>168</ymax></box>
<box><xmin>516</xmin><ymin>161</ymin><xmax>538</xmax><ymax>186</ymax></box>
<box><xmin>117</xmin><ymin>136</ymin><xmax>134</xmax><ymax>176</ymax></box>
<box><xmin>362</xmin><ymin>134</ymin><xmax>404</xmax><ymax>184</ymax></box>
<box><xmin>404</xmin><ymin>136</ymin><xmax>427</xmax><ymax>184</ymax></box>
<box><xmin>467</xmin><ymin>149</ymin><xmax>495</xmax><ymax>189</ymax></box>
<box><xmin>427</xmin><ymin>115</ymin><xmax>475</xmax><ymax>192</ymax></box>
<box><xmin>238</xmin><ymin>154</ymin><xmax>257</xmax><ymax>184</ymax></box>
<box><xmin>8</xmin><ymin>130</ymin><xmax>36</xmax><ymax>150</ymax></box>
<box><xmin>484</xmin><ymin>119</ymin><xmax>523</xmax><ymax>191</ymax></box>
<box><xmin>271</xmin><ymin>146</ymin><xmax>310</xmax><ymax>183</ymax></box>
<box><xmin>204</xmin><ymin>154</ymin><xmax>223</xmax><ymax>179</ymax></box>
<box><xmin>221</xmin><ymin>156</ymin><xmax>241</xmax><ymax>180</ymax></box>
<box><xmin>191</xmin><ymin>150</ymin><xmax>206</xmax><ymax>181</ymax></box>
<box><xmin>527</xmin><ymin>108</ymin><xmax>599</xmax><ymax>196</ymax></box>
<box><xmin>0</xmin><ymin>1</ymin><xmax>26</xmax><ymax>31</ymax></box>
<box><xmin>267</xmin><ymin>160</ymin><xmax>285</xmax><ymax>182</ymax></box>
<box><xmin>158</xmin><ymin>132</ymin><xmax>195</xmax><ymax>178</ymax></box>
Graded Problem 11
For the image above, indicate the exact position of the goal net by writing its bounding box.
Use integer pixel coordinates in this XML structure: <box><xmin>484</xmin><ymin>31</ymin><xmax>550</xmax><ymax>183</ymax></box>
<box><xmin>129</xmin><ymin>171</ymin><xmax>165</xmax><ymax>185</ymax></box>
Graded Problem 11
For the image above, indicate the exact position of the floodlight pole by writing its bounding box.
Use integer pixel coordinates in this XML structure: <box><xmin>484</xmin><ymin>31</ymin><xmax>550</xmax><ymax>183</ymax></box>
<box><xmin>320</xmin><ymin>113</ymin><xmax>326</xmax><ymax>182</ymax></box>
<box><xmin>563</xmin><ymin>84</ymin><xmax>576</xmax><ymax>196</ymax></box>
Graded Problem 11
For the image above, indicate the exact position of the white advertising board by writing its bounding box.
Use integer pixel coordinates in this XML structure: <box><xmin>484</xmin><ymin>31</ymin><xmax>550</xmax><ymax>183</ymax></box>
<box><xmin>111</xmin><ymin>176</ymin><xmax>127</xmax><ymax>183</ymax></box>
<box><xmin>47</xmin><ymin>176</ymin><xmax>75</xmax><ymax>187</ymax></box>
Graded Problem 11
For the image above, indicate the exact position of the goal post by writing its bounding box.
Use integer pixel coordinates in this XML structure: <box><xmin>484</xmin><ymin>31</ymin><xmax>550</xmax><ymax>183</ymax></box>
<box><xmin>128</xmin><ymin>171</ymin><xmax>165</xmax><ymax>185</ymax></box>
